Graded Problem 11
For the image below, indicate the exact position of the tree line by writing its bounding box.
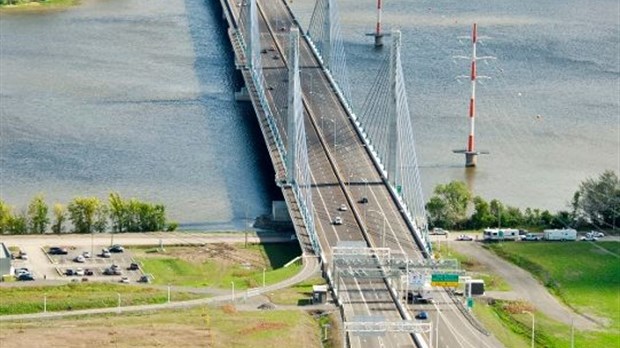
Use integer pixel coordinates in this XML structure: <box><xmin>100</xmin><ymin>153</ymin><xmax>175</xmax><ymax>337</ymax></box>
<box><xmin>426</xmin><ymin>170</ymin><xmax>619</xmax><ymax>231</ymax></box>
<box><xmin>0</xmin><ymin>193</ymin><xmax>177</xmax><ymax>234</ymax></box>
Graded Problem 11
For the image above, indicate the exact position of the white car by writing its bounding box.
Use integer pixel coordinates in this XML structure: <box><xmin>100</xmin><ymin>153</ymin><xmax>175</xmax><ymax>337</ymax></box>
<box><xmin>430</xmin><ymin>228</ymin><xmax>449</xmax><ymax>235</ymax></box>
<box><xmin>74</xmin><ymin>255</ymin><xmax>86</xmax><ymax>263</ymax></box>
<box><xmin>333</xmin><ymin>216</ymin><xmax>343</xmax><ymax>225</ymax></box>
<box><xmin>590</xmin><ymin>231</ymin><xmax>605</xmax><ymax>238</ymax></box>
<box><xmin>338</xmin><ymin>204</ymin><xmax>348</xmax><ymax>211</ymax></box>
<box><xmin>75</xmin><ymin>268</ymin><xmax>85</xmax><ymax>276</ymax></box>
<box><xmin>120</xmin><ymin>276</ymin><xmax>130</xmax><ymax>283</ymax></box>
<box><xmin>82</xmin><ymin>251</ymin><xmax>91</xmax><ymax>258</ymax></box>
<box><xmin>580</xmin><ymin>236</ymin><xmax>598</xmax><ymax>242</ymax></box>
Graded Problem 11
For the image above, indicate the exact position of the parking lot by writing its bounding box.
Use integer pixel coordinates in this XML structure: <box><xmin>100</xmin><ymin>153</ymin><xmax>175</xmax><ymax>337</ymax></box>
<box><xmin>8</xmin><ymin>243</ymin><xmax>144</xmax><ymax>284</ymax></box>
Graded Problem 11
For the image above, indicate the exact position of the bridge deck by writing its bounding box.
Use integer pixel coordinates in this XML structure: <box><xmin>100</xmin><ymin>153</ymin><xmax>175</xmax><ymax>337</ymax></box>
<box><xmin>219</xmin><ymin>1</ymin><xmax>430</xmax><ymax>347</ymax></box>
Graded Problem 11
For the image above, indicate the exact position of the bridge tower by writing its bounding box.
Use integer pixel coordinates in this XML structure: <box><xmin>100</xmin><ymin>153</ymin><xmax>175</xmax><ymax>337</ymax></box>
<box><xmin>287</xmin><ymin>27</ymin><xmax>301</xmax><ymax>184</ymax></box>
<box><xmin>286</xmin><ymin>27</ymin><xmax>321</xmax><ymax>255</ymax></box>
<box><xmin>387</xmin><ymin>30</ymin><xmax>402</xmax><ymax>190</ymax></box>
<box><xmin>365</xmin><ymin>0</ymin><xmax>388</xmax><ymax>47</ymax></box>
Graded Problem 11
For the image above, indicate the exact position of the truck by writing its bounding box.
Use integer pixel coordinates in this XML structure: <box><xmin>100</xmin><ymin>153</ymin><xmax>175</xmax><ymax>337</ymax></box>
<box><xmin>543</xmin><ymin>229</ymin><xmax>577</xmax><ymax>241</ymax></box>
<box><xmin>521</xmin><ymin>233</ymin><xmax>542</xmax><ymax>241</ymax></box>
<box><xmin>483</xmin><ymin>228</ymin><xmax>519</xmax><ymax>241</ymax></box>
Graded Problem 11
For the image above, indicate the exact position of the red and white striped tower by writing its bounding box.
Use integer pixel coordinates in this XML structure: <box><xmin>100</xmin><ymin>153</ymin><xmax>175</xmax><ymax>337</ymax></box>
<box><xmin>466</xmin><ymin>23</ymin><xmax>478</xmax><ymax>165</ymax></box>
<box><xmin>366</xmin><ymin>0</ymin><xmax>386</xmax><ymax>47</ymax></box>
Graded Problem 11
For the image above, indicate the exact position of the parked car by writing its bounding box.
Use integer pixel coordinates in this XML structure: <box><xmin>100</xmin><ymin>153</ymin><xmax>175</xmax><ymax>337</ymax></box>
<box><xmin>430</xmin><ymin>228</ymin><xmax>449</xmax><ymax>235</ymax></box>
<box><xmin>74</xmin><ymin>255</ymin><xmax>86</xmax><ymax>263</ymax></box>
<box><xmin>127</xmin><ymin>263</ymin><xmax>140</xmax><ymax>271</ymax></box>
<box><xmin>120</xmin><ymin>276</ymin><xmax>130</xmax><ymax>283</ymax></box>
<box><xmin>17</xmin><ymin>273</ymin><xmax>35</xmax><ymax>281</ymax></box>
<box><xmin>18</xmin><ymin>251</ymin><xmax>28</xmax><ymax>260</ymax></box>
<box><xmin>359</xmin><ymin>197</ymin><xmax>369</xmax><ymax>204</ymax></box>
<box><xmin>590</xmin><ymin>231</ymin><xmax>605</xmax><ymax>238</ymax></box>
<box><xmin>75</xmin><ymin>268</ymin><xmax>85</xmax><ymax>276</ymax></box>
<box><xmin>84</xmin><ymin>269</ymin><xmax>94</xmax><ymax>276</ymax></box>
<box><xmin>15</xmin><ymin>268</ymin><xmax>30</xmax><ymax>277</ymax></box>
<box><xmin>580</xmin><ymin>236</ymin><xmax>598</xmax><ymax>242</ymax></box>
<box><xmin>138</xmin><ymin>275</ymin><xmax>151</xmax><ymax>283</ymax></box>
<box><xmin>109</xmin><ymin>245</ymin><xmax>124</xmax><ymax>253</ymax></box>
<box><xmin>333</xmin><ymin>216</ymin><xmax>343</xmax><ymax>225</ymax></box>
<box><xmin>82</xmin><ymin>251</ymin><xmax>91</xmax><ymax>258</ymax></box>
<box><xmin>456</xmin><ymin>234</ymin><xmax>473</xmax><ymax>241</ymax></box>
<box><xmin>103</xmin><ymin>267</ymin><xmax>121</xmax><ymax>276</ymax></box>
<box><xmin>49</xmin><ymin>247</ymin><xmax>68</xmax><ymax>255</ymax></box>
<box><xmin>65</xmin><ymin>269</ymin><xmax>75</xmax><ymax>276</ymax></box>
<box><xmin>100</xmin><ymin>249</ymin><xmax>111</xmax><ymax>258</ymax></box>
<box><xmin>338</xmin><ymin>204</ymin><xmax>348</xmax><ymax>211</ymax></box>
<box><xmin>415</xmin><ymin>311</ymin><xmax>429</xmax><ymax>320</ymax></box>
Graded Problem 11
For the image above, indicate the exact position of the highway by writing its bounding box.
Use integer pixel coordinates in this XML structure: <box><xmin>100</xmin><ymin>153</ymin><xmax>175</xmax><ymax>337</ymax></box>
<box><xmin>220</xmin><ymin>0</ymin><xmax>500</xmax><ymax>347</ymax></box>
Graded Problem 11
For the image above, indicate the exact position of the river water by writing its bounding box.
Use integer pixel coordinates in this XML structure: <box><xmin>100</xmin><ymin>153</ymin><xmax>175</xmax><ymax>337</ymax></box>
<box><xmin>1</xmin><ymin>0</ymin><xmax>618</xmax><ymax>229</ymax></box>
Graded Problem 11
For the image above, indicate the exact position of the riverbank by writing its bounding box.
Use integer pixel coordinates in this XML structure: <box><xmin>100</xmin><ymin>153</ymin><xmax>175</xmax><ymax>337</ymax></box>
<box><xmin>0</xmin><ymin>0</ymin><xmax>76</xmax><ymax>10</ymax></box>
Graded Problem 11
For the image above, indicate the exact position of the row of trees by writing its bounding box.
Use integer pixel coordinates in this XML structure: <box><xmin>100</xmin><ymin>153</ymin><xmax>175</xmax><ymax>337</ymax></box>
<box><xmin>0</xmin><ymin>193</ymin><xmax>176</xmax><ymax>234</ymax></box>
<box><xmin>426</xmin><ymin>170</ymin><xmax>619</xmax><ymax>231</ymax></box>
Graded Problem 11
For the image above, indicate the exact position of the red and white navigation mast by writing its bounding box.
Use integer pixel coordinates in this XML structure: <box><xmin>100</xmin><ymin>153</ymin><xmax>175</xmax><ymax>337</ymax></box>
<box><xmin>454</xmin><ymin>23</ymin><xmax>491</xmax><ymax>166</ymax></box>
<box><xmin>366</xmin><ymin>0</ymin><xmax>387</xmax><ymax>47</ymax></box>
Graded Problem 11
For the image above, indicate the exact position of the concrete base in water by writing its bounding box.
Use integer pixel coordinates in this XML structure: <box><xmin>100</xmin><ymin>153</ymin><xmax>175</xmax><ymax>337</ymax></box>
<box><xmin>234</xmin><ymin>86</ymin><xmax>251</xmax><ymax>102</ymax></box>
<box><xmin>465</xmin><ymin>153</ymin><xmax>478</xmax><ymax>167</ymax></box>
<box><xmin>374</xmin><ymin>35</ymin><xmax>384</xmax><ymax>47</ymax></box>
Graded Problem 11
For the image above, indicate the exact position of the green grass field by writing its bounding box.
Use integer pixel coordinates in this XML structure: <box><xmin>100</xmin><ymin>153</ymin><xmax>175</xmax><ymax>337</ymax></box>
<box><xmin>484</xmin><ymin>241</ymin><xmax>620</xmax><ymax>347</ymax></box>
<box><xmin>0</xmin><ymin>306</ymin><xmax>325</xmax><ymax>347</ymax></box>
<box><xmin>132</xmin><ymin>242</ymin><xmax>303</xmax><ymax>289</ymax></box>
<box><xmin>0</xmin><ymin>283</ymin><xmax>203</xmax><ymax>315</ymax></box>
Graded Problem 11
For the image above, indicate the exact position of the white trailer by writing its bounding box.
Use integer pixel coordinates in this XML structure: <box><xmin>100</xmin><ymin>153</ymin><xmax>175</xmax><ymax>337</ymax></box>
<box><xmin>543</xmin><ymin>229</ymin><xmax>577</xmax><ymax>241</ymax></box>
<box><xmin>483</xmin><ymin>228</ymin><xmax>520</xmax><ymax>241</ymax></box>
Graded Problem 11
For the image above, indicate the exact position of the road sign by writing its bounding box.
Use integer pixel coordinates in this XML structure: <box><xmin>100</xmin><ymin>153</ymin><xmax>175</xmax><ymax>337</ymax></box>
<box><xmin>431</xmin><ymin>273</ymin><xmax>459</xmax><ymax>287</ymax></box>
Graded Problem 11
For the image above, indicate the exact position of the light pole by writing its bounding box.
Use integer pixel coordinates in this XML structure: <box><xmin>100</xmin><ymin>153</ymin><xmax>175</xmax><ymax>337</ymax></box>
<box><xmin>231</xmin><ymin>281</ymin><xmax>235</xmax><ymax>303</ymax></box>
<box><xmin>570</xmin><ymin>317</ymin><xmax>575</xmax><ymax>348</ymax></box>
<box><xmin>523</xmin><ymin>311</ymin><xmax>535</xmax><ymax>348</ymax></box>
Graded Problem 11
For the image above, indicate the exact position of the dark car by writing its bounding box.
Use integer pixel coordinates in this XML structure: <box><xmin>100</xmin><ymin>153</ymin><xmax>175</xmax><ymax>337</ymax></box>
<box><xmin>84</xmin><ymin>269</ymin><xmax>94</xmax><ymax>276</ymax></box>
<box><xmin>415</xmin><ymin>311</ymin><xmax>429</xmax><ymax>320</ymax></box>
<box><xmin>359</xmin><ymin>197</ymin><xmax>369</xmax><ymax>204</ymax></box>
<box><xmin>17</xmin><ymin>273</ymin><xmax>35</xmax><ymax>281</ymax></box>
<box><xmin>109</xmin><ymin>245</ymin><xmax>124</xmax><ymax>253</ymax></box>
<box><xmin>49</xmin><ymin>247</ymin><xmax>68</xmax><ymax>255</ymax></box>
<box><xmin>127</xmin><ymin>263</ymin><xmax>140</xmax><ymax>271</ymax></box>
<box><xmin>65</xmin><ymin>269</ymin><xmax>75</xmax><ymax>276</ymax></box>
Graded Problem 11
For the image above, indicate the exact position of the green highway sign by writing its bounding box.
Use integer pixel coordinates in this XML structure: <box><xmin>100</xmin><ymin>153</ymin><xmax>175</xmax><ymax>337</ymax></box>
<box><xmin>431</xmin><ymin>273</ymin><xmax>459</xmax><ymax>287</ymax></box>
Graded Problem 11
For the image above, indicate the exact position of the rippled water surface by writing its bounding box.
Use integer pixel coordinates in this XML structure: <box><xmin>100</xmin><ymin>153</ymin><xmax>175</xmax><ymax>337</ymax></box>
<box><xmin>1</xmin><ymin>0</ymin><xmax>618</xmax><ymax>228</ymax></box>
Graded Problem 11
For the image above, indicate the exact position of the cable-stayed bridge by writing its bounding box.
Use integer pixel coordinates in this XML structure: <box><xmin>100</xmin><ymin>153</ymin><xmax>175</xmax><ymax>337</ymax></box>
<box><xmin>217</xmin><ymin>0</ymin><xmax>495</xmax><ymax>347</ymax></box>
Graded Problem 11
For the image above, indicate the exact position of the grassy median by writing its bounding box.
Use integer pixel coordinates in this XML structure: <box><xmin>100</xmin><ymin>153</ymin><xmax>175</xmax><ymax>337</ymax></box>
<box><xmin>0</xmin><ymin>283</ymin><xmax>203</xmax><ymax>315</ymax></box>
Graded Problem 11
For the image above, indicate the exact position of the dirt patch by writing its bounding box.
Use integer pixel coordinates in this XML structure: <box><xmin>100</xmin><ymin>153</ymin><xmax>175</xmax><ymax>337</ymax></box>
<box><xmin>141</xmin><ymin>244</ymin><xmax>268</xmax><ymax>268</ymax></box>
<box><xmin>221</xmin><ymin>304</ymin><xmax>237</xmax><ymax>314</ymax></box>
<box><xmin>238</xmin><ymin>321</ymin><xmax>287</xmax><ymax>335</ymax></box>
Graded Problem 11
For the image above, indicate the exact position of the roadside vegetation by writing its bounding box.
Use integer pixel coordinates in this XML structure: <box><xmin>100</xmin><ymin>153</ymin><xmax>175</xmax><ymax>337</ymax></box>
<box><xmin>0</xmin><ymin>306</ymin><xmax>324</xmax><ymax>348</ymax></box>
<box><xmin>132</xmin><ymin>242</ymin><xmax>302</xmax><ymax>289</ymax></box>
<box><xmin>0</xmin><ymin>192</ymin><xmax>177</xmax><ymax>235</ymax></box>
<box><xmin>267</xmin><ymin>276</ymin><xmax>326</xmax><ymax>305</ymax></box>
<box><xmin>0</xmin><ymin>0</ymin><xmax>75</xmax><ymax>8</ymax></box>
<box><xmin>478</xmin><ymin>241</ymin><xmax>620</xmax><ymax>347</ymax></box>
<box><xmin>426</xmin><ymin>170</ymin><xmax>619</xmax><ymax>232</ymax></box>
<box><xmin>0</xmin><ymin>283</ymin><xmax>203</xmax><ymax>315</ymax></box>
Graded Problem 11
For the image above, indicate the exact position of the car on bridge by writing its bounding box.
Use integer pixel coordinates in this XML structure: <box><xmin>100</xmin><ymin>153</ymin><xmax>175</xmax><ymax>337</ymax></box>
<box><xmin>333</xmin><ymin>216</ymin><xmax>343</xmax><ymax>225</ymax></box>
<box><xmin>338</xmin><ymin>204</ymin><xmax>348</xmax><ymax>211</ymax></box>
<box><xmin>415</xmin><ymin>311</ymin><xmax>429</xmax><ymax>320</ymax></box>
